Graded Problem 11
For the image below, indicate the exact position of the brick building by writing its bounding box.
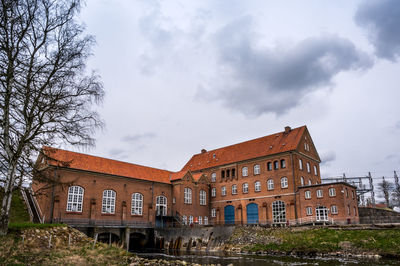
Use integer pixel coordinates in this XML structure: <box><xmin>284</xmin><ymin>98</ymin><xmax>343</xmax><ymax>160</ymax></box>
<box><xmin>33</xmin><ymin>125</ymin><xmax>358</xmax><ymax>227</ymax></box>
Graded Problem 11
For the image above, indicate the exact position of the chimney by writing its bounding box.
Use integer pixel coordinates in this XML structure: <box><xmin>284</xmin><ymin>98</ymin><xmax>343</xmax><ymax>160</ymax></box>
<box><xmin>201</xmin><ymin>149</ymin><xmax>207</xmax><ymax>154</ymax></box>
<box><xmin>284</xmin><ymin>126</ymin><xmax>291</xmax><ymax>133</ymax></box>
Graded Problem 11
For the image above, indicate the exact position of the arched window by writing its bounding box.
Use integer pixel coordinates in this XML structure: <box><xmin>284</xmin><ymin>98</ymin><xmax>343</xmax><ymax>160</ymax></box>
<box><xmin>272</xmin><ymin>200</ymin><xmax>286</xmax><ymax>223</ymax></box>
<box><xmin>242</xmin><ymin>167</ymin><xmax>248</xmax><ymax>177</ymax></box>
<box><xmin>281</xmin><ymin>177</ymin><xmax>288</xmax><ymax>188</ymax></box>
<box><xmin>305</xmin><ymin>190</ymin><xmax>311</xmax><ymax>199</ymax></box>
<box><xmin>331</xmin><ymin>205</ymin><xmax>338</xmax><ymax>214</ymax></box>
<box><xmin>300</xmin><ymin>176</ymin><xmax>304</xmax><ymax>186</ymax></box>
<box><xmin>199</xmin><ymin>190</ymin><xmax>206</xmax><ymax>205</ymax></box>
<box><xmin>316</xmin><ymin>189</ymin><xmax>323</xmax><ymax>198</ymax></box>
<box><xmin>274</xmin><ymin>161</ymin><xmax>279</xmax><ymax>170</ymax></box>
<box><xmin>306</xmin><ymin>206</ymin><xmax>312</xmax><ymax>215</ymax></box>
<box><xmin>267</xmin><ymin>162</ymin><xmax>272</xmax><ymax>171</ymax></box>
<box><xmin>211</xmin><ymin>172</ymin><xmax>216</xmax><ymax>182</ymax></box>
<box><xmin>156</xmin><ymin>196</ymin><xmax>167</xmax><ymax>216</ymax></box>
<box><xmin>189</xmin><ymin>215</ymin><xmax>193</xmax><ymax>224</ymax></box>
<box><xmin>204</xmin><ymin>216</ymin><xmax>209</xmax><ymax>225</ymax></box>
<box><xmin>329</xmin><ymin>188</ymin><xmax>336</xmax><ymax>197</ymax></box>
<box><xmin>66</xmin><ymin>186</ymin><xmax>84</xmax><ymax>212</ymax></box>
<box><xmin>184</xmin><ymin>187</ymin><xmax>192</xmax><ymax>204</ymax></box>
<box><xmin>211</xmin><ymin>187</ymin><xmax>216</xmax><ymax>197</ymax></box>
<box><xmin>242</xmin><ymin>183</ymin><xmax>249</xmax><ymax>193</ymax></box>
<box><xmin>280</xmin><ymin>159</ymin><xmax>286</xmax><ymax>168</ymax></box>
<box><xmin>102</xmin><ymin>190</ymin><xmax>116</xmax><ymax>214</ymax></box>
<box><xmin>211</xmin><ymin>208</ymin><xmax>216</xmax><ymax>217</ymax></box>
<box><xmin>254</xmin><ymin>164</ymin><xmax>260</xmax><ymax>175</ymax></box>
<box><xmin>308</xmin><ymin>179</ymin><xmax>312</xmax><ymax>185</ymax></box>
<box><xmin>267</xmin><ymin>179</ymin><xmax>274</xmax><ymax>190</ymax></box>
<box><xmin>299</xmin><ymin>159</ymin><xmax>303</xmax><ymax>170</ymax></box>
<box><xmin>198</xmin><ymin>216</ymin><xmax>202</xmax><ymax>225</ymax></box>
<box><xmin>255</xmin><ymin>181</ymin><xmax>261</xmax><ymax>192</ymax></box>
<box><xmin>314</xmin><ymin>165</ymin><xmax>318</xmax><ymax>176</ymax></box>
<box><xmin>131</xmin><ymin>193</ymin><xmax>143</xmax><ymax>215</ymax></box>
<box><xmin>306</xmin><ymin>162</ymin><xmax>311</xmax><ymax>173</ymax></box>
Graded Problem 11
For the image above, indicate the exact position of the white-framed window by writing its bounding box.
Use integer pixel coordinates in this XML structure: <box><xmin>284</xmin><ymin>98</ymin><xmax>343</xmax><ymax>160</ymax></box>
<box><xmin>211</xmin><ymin>208</ymin><xmax>216</xmax><ymax>217</ymax></box>
<box><xmin>274</xmin><ymin>161</ymin><xmax>279</xmax><ymax>170</ymax></box>
<box><xmin>281</xmin><ymin>177</ymin><xmax>288</xmax><ymax>188</ymax></box>
<box><xmin>66</xmin><ymin>186</ymin><xmax>84</xmax><ymax>212</ymax></box>
<box><xmin>131</xmin><ymin>193</ymin><xmax>143</xmax><ymax>215</ymax></box>
<box><xmin>299</xmin><ymin>159</ymin><xmax>303</xmax><ymax>170</ymax></box>
<box><xmin>267</xmin><ymin>179</ymin><xmax>274</xmax><ymax>190</ymax></box>
<box><xmin>316</xmin><ymin>189</ymin><xmax>323</xmax><ymax>198</ymax></box>
<box><xmin>242</xmin><ymin>167</ymin><xmax>248</xmax><ymax>177</ymax></box>
<box><xmin>242</xmin><ymin>183</ymin><xmax>249</xmax><ymax>193</ymax></box>
<box><xmin>199</xmin><ymin>190</ymin><xmax>206</xmax><ymax>205</ymax></box>
<box><xmin>232</xmin><ymin>184</ymin><xmax>237</xmax><ymax>194</ymax></box>
<box><xmin>102</xmin><ymin>190</ymin><xmax>116</xmax><ymax>214</ymax></box>
<box><xmin>300</xmin><ymin>176</ymin><xmax>304</xmax><ymax>186</ymax></box>
<box><xmin>254</xmin><ymin>164</ymin><xmax>260</xmax><ymax>175</ymax></box>
<box><xmin>182</xmin><ymin>215</ymin><xmax>187</xmax><ymax>225</ymax></box>
<box><xmin>189</xmin><ymin>215</ymin><xmax>193</xmax><ymax>224</ymax></box>
<box><xmin>198</xmin><ymin>216</ymin><xmax>202</xmax><ymax>225</ymax></box>
<box><xmin>308</xmin><ymin>179</ymin><xmax>312</xmax><ymax>185</ymax></box>
<box><xmin>329</xmin><ymin>188</ymin><xmax>336</xmax><ymax>197</ymax></box>
<box><xmin>307</xmin><ymin>162</ymin><xmax>311</xmax><ymax>173</ymax></box>
<box><xmin>305</xmin><ymin>190</ymin><xmax>311</xmax><ymax>199</ymax></box>
<box><xmin>267</xmin><ymin>162</ymin><xmax>272</xmax><ymax>171</ymax></box>
<box><xmin>211</xmin><ymin>187</ymin><xmax>216</xmax><ymax>197</ymax></box>
<box><xmin>306</xmin><ymin>206</ymin><xmax>312</xmax><ymax>215</ymax></box>
<box><xmin>314</xmin><ymin>165</ymin><xmax>318</xmax><ymax>176</ymax></box>
<box><xmin>255</xmin><ymin>181</ymin><xmax>261</xmax><ymax>192</ymax></box>
<box><xmin>204</xmin><ymin>216</ymin><xmax>208</xmax><ymax>225</ymax></box>
<box><xmin>156</xmin><ymin>196</ymin><xmax>167</xmax><ymax>216</ymax></box>
<box><xmin>221</xmin><ymin>186</ymin><xmax>226</xmax><ymax>196</ymax></box>
<box><xmin>272</xmin><ymin>200</ymin><xmax>286</xmax><ymax>223</ymax></box>
<box><xmin>211</xmin><ymin>172</ymin><xmax>216</xmax><ymax>182</ymax></box>
<box><xmin>184</xmin><ymin>187</ymin><xmax>192</xmax><ymax>204</ymax></box>
<box><xmin>331</xmin><ymin>205</ymin><xmax>338</xmax><ymax>214</ymax></box>
<box><xmin>280</xmin><ymin>159</ymin><xmax>286</xmax><ymax>168</ymax></box>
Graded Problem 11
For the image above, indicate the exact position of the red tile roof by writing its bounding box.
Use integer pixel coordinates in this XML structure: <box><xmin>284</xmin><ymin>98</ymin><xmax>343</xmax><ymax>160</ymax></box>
<box><xmin>182</xmin><ymin>126</ymin><xmax>307</xmax><ymax>172</ymax></box>
<box><xmin>42</xmin><ymin>147</ymin><xmax>172</xmax><ymax>184</ymax></box>
<box><xmin>169</xmin><ymin>171</ymin><xmax>187</xmax><ymax>181</ymax></box>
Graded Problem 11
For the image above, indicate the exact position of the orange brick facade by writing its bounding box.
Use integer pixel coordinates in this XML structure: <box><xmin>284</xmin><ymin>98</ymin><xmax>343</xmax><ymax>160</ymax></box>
<box><xmin>33</xmin><ymin>126</ymin><xmax>359</xmax><ymax>226</ymax></box>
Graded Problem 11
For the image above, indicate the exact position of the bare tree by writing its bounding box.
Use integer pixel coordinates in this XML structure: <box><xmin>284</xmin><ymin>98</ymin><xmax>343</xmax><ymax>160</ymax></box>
<box><xmin>0</xmin><ymin>0</ymin><xmax>104</xmax><ymax>235</ymax></box>
<box><xmin>377</xmin><ymin>177</ymin><xmax>394</xmax><ymax>208</ymax></box>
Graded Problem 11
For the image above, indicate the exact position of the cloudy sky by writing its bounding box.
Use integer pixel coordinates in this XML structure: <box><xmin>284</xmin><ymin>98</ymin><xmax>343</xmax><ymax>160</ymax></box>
<box><xmin>75</xmin><ymin>0</ymin><xmax>400</xmax><ymax>186</ymax></box>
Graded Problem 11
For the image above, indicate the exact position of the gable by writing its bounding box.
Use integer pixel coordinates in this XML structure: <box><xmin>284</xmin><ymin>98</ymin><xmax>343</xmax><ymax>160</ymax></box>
<box><xmin>296</xmin><ymin>127</ymin><xmax>321</xmax><ymax>162</ymax></box>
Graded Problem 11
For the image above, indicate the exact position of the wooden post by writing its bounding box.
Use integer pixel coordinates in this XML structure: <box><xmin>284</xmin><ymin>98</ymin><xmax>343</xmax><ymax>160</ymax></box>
<box><xmin>48</xmin><ymin>235</ymin><xmax>52</xmax><ymax>248</ymax></box>
<box><xmin>68</xmin><ymin>234</ymin><xmax>71</xmax><ymax>248</ymax></box>
<box><xmin>92</xmin><ymin>233</ymin><xmax>98</xmax><ymax>249</ymax></box>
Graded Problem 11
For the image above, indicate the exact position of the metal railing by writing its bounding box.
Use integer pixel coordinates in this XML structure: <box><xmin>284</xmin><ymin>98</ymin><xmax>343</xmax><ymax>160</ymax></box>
<box><xmin>52</xmin><ymin>218</ymin><xmax>152</xmax><ymax>228</ymax></box>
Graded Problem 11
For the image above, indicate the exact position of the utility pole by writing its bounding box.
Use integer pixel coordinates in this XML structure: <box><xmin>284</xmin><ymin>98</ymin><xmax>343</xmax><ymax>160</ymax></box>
<box><xmin>394</xmin><ymin>171</ymin><xmax>399</xmax><ymax>190</ymax></box>
<box><xmin>359</xmin><ymin>177</ymin><xmax>364</xmax><ymax>206</ymax></box>
<box><xmin>369</xmin><ymin>172</ymin><xmax>375</xmax><ymax>206</ymax></box>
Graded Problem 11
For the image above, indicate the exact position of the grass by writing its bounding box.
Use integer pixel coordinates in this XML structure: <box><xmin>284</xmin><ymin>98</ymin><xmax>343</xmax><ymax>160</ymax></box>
<box><xmin>8</xmin><ymin>222</ymin><xmax>66</xmax><ymax>230</ymax></box>
<box><xmin>0</xmin><ymin>188</ymin><xmax>31</xmax><ymax>223</ymax></box>
<box><xmin>240</xmin><ymin>228</ymin><xmax>400</xmax><ymax>257</ymax></box>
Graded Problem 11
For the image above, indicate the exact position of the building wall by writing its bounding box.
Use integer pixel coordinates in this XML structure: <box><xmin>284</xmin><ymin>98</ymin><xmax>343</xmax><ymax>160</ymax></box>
<box><xmin>170</xmin><ymin>175</ymin><xmax>210</xmax><ymax>224</ymax></box>
<box><xmin>33</xmin><ymin>168</ymin><xmax>172</xmax><ymax>225</ymax></box>
<box><xmin>298</xmin><ymin>183</ymin><xmax>359</xmax><ymax>224</ymax></box>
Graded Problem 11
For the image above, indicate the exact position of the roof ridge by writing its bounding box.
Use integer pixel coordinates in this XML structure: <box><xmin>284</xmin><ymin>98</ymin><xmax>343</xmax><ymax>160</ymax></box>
<box><xmin>192</xmin><ymin>125</ymin><xmax>306</xmax><ymax>155</ymax></box>
<box><xmin>43</xmin><ymin>146</ymin><xmax>172</xmax><ymax>173</ymax></box>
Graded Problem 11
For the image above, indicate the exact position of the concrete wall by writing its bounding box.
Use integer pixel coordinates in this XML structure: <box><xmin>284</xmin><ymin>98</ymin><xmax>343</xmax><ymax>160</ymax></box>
<box><xmin>155</xmin><ymin>226</ymin><xmax>235</xmax><ymax>251</ymax></box>
<box><xmin>359</xmin><ymin>207</ymin><xmax>400</xmax><ymax>224</ymax></box>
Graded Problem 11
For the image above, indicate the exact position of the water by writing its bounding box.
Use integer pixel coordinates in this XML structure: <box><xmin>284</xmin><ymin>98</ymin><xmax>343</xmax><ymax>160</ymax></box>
<box><xmin>132</xmin><ymin>250</ymin><xmax>399</xmax><ymax>266</ymax></box>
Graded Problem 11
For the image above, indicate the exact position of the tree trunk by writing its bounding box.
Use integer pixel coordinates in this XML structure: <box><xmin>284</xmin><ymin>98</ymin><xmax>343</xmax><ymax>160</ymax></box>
<box><xmin>0</xmin><ymin>187</ymin><xmax>13</xmax><ymax>235</ymax></box>
<box><xmin>0</xmin><ymin>167</ymin><xmax>17</xmax><ymax>236</ymax></box>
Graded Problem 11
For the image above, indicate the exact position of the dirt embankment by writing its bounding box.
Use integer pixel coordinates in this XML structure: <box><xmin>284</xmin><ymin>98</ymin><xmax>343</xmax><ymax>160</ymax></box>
<box><xmin>0</xmin><ymin>225</ymin><xmax>199</xmax><ymax>265</ymax></box>
<box><xmin>223</xmin><ymin>226</ymin><xmax>400</xmax><ymax>259</ymax></box>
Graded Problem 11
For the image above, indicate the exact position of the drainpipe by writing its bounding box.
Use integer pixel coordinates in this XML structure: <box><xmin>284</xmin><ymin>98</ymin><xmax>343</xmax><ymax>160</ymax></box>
<box><xmin>290</xmin><ymin>152</ymin><xmax>298</xmax><ymax>222</ymax></box>
<box><xmin>49</xmin><ymin>168</ymin><xmax>56</xmax><ymax>223</ymax></box>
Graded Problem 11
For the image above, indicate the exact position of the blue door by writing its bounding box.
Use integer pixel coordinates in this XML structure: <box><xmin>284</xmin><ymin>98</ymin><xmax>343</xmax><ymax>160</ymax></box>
<box><xmin>246</xmin><ymin>203</ymin><xmax>259</xmax><ymax>224</ymax></box>
<box><xmin>224</xmin><ymin>205</ymin><xmax>235</xmax><ymax>224</ymax></box>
